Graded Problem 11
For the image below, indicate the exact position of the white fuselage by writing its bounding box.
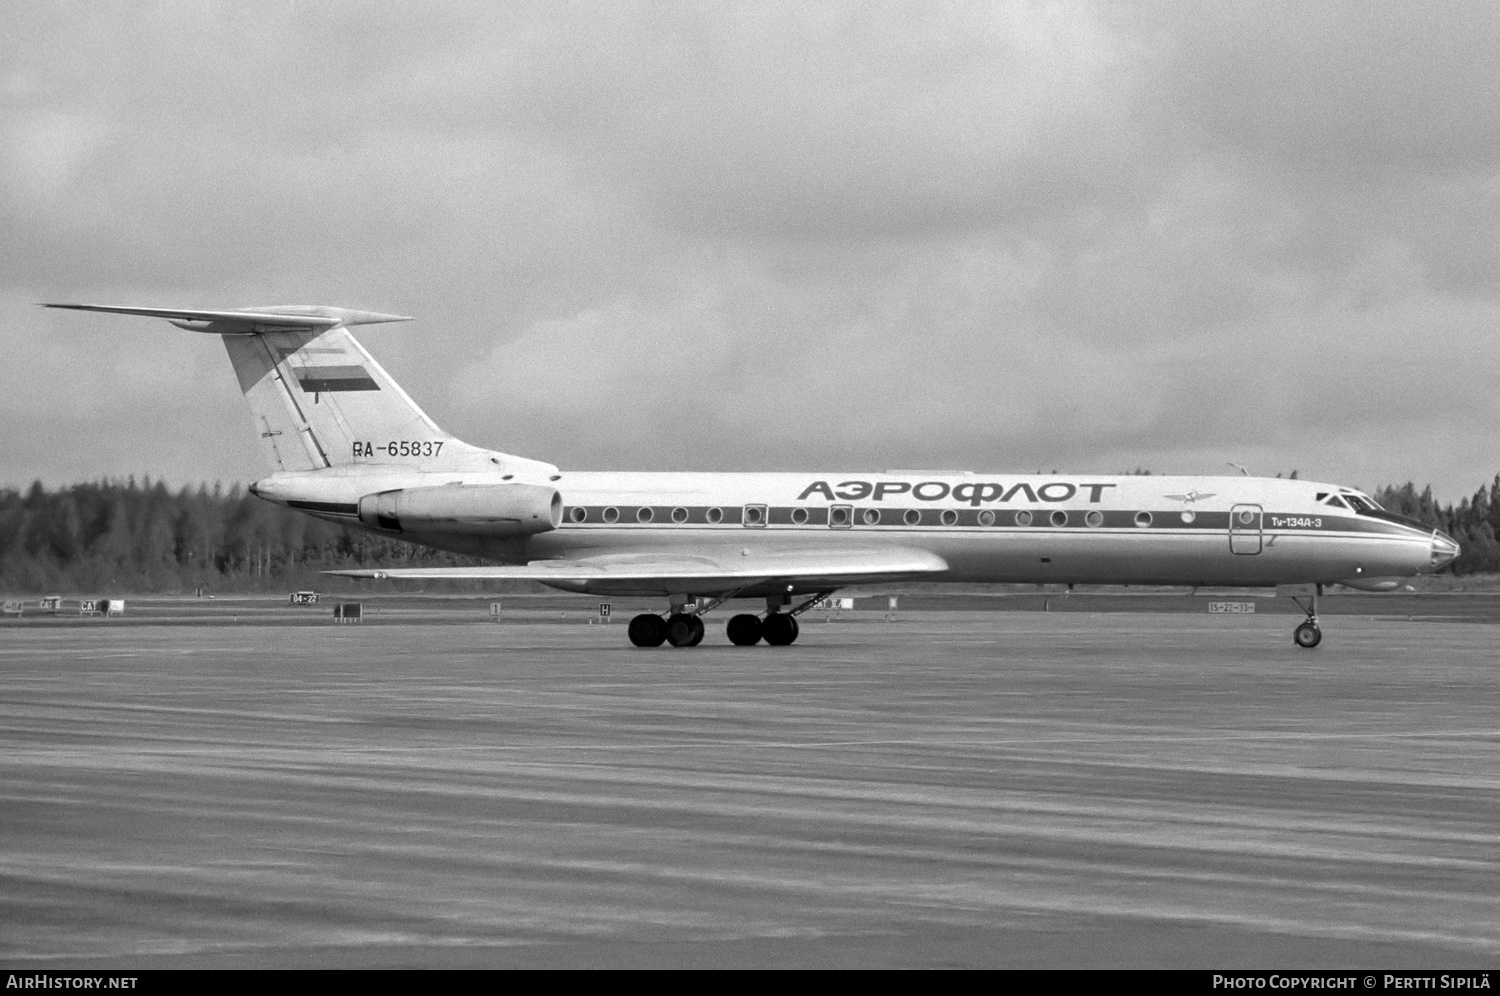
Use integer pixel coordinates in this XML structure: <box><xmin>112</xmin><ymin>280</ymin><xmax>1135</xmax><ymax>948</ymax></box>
<box><xmin>252</xmin><ymin>468</ymin><xmax>1454</xmax><ymax>595</ymax></box>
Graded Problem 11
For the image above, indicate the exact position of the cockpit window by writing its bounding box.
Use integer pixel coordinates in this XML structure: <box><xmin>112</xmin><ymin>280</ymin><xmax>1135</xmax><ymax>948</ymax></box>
<box><xmin>1338</xmin><ymin>491</ymin><xmax>1427</xmax><ymax>530</ymax></box>
<box><xmin>1323</xmin><ymin>495</ymin><xmax>1348</xmax><ymax>509</ymax></box>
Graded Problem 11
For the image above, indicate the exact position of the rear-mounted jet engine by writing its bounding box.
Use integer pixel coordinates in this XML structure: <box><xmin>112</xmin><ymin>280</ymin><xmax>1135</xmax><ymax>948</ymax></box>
<box><xmin>358</xmin><ymin>483</ymin><xmax>561</xmax><ymax>535</ymax></box>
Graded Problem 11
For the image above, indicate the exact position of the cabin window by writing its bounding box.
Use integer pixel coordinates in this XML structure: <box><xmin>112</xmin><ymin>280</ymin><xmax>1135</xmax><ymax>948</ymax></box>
<box><xmin>791</xmin><ymin>507</ymin><xmax>809</xmax><ymax>525</ymax></box>
<box><xmin>1180</xmin><ymin>510</ymin><xmax>1196</xmax><ymax>523</ymax></box>
<box><xmin>602</xmin><ymin>506</ymin><xmax>619</xmax><ymax>523</ymax></box>
<box><xmin>862</xmin><ymin>508</ymin><xmax>881</xmax><ymax>525</ymax></box>
<box><xmin>706</xmin><ymin>506</ymin><xmax>723</xmax><ymax>524</ymax></box>
<box><xmin>904</xmin><ymin>508</ymin><xmax>921</xmax><ymax>526</ymax></box>
<box><xmin>1134</xmin><ymin>511</ymin><xmax>1152</xmax><ymax>527</ymax></box>
<box><xmin>940</xmin><ymin>509</ymin><xmax>958</xmax><ymax>526</ymax></box>
<box><xmin>743</xmin><ymin>504</ymin><xmax>767</xmax><ymax>527</ymax></box>
<box><xmin>1085</xmin><ymin>510</ymin><xmax>1103</xmax><ymax>527</ymax></box>
<box><xmin>1015</xmin><ymin>510</ymin><xmax>1033</xmax><ymax>526</ymax></box>
<box><xmin>829</xmin><ymin>505</ymin><xmax>852</xmax><ymax>528</ymax></box>
<box><xmin>568</xmin><ymin>507</ymin><xmax>587</xmax><ymax>523</ymax></box>
<box><xmin>637</xmin><ymin>507</ymin><xmax>654</xmax><ymax>523</ymax></box>
<box><xmin>671</xmin><ymin>506</ymin><xmax>688</xmax><ymax>523</ymax></box>
<box><xmin>1050</xmin><ymin>510</ymin><xmax>1068</xmax><ymax>527</ymax></box>
<box><xmin>977</xmin><ymin>510</ymin><xmax>995</xmax><ymax>526</ymax></box>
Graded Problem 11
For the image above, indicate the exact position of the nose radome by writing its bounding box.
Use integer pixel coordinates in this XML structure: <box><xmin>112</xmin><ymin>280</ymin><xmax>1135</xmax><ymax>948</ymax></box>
<box><xmin>1430</xmin><ymin>530</ymin><xmax>1461</xmax><ymax>570</ymax></box>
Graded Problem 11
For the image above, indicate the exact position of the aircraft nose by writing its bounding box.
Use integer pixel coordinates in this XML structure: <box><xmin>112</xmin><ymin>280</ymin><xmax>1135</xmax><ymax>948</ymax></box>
<box><xmin>1430</xmin><ymin>530</ymin><xmax>1460</xmax><ymax>570</ymax></box>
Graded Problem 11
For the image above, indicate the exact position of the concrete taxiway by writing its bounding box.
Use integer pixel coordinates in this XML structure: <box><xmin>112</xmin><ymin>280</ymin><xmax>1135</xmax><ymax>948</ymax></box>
<box><xmin>2</xmin><ymin>612</ymin><xmax>1498</xmax><ymax>968</ymax></box>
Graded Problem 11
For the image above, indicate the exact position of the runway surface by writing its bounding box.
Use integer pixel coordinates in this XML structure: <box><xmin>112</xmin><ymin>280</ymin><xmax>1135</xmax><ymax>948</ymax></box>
<box><xmin>3</xmin><ymin>612</ymin><xmax>1498</xmax><ymax>968</ymax></box>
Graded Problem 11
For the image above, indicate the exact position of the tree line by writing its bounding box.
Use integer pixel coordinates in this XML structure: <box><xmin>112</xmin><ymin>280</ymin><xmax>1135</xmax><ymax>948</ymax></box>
<box><xmin>1371</xmin><ymin>478</ymin><xmax>1500</xmax><ymax>573</ymax></box>
<box><xmin>1</xmin><ymin>475</ymin><xmax>1498</xmax><ymax>595</ymax></box>
<box><xmin>0</xmin><ymin>479</ymin><xmax>490</xmax><ymax>595</ymax></box>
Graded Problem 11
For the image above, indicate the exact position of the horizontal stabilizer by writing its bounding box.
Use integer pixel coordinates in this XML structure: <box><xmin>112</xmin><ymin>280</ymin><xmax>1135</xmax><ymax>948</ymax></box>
<box><xmin>40</xmin><ymin>303</ymin><xmax>412</xmax><ymax>333</ymax></box>
<box><xmin>326</xmin><ymin>546</ymin><xmax>948</xmax><ymax>595</ymax></box>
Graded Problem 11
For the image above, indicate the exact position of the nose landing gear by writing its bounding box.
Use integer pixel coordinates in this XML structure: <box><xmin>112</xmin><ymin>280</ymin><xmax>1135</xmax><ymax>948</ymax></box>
<box><xmin>1289</xmin><ymin>584</ymin><xmax>1323</xmax><ymax>649</ymax></box>
<box><xmin>1293</xmin><ymin>621</ymin><xmax>1322</xmax><ymax>648</ymax></box>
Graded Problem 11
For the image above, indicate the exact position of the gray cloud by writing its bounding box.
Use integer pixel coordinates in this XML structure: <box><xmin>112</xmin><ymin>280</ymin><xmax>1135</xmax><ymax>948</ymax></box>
<box><xmin>3</xmin><ymin>1</ymin><xmax>1498</xmax><ymax>501</ymax></box>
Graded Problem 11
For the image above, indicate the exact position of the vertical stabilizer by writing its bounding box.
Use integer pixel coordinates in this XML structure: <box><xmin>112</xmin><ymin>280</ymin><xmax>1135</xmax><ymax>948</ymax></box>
<box><xmin>224</xmin><ymin>325</ymin><xmax>450</xmax><ymax>472</ymax></box>
<box><xmin>41</xmin><ymin>303</ymin><xmax>557</xmax><ymax>478</ymax></box>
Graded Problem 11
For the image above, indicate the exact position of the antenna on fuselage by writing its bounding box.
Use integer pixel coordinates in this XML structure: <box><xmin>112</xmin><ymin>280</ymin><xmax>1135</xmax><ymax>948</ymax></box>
<box><xmin>1227</xmin><ymin>463</ymin><xmax>1249</xmax><ymax>476</ymax></box>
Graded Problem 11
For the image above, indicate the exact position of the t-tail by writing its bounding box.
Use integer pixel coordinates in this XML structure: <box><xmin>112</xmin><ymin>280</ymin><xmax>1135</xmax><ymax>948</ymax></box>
<box><xmin>40</xmin><ymin>303</ymin><xmax>555</xmax><ymax>479</ymax></box>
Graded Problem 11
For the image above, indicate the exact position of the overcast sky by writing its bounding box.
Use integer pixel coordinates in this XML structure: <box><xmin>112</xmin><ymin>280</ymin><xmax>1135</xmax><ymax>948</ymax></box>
<box><xmin>3</xmin><ymin>1</ymin><xmax>1498</xmax><ymax>500</ymax></box>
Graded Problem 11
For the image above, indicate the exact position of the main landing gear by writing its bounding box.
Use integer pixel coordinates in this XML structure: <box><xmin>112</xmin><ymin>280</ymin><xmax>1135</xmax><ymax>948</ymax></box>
<box><xmin>627</xmin><ymin>590</ymin><xmax>725</xmax><ymax>649</ymax></box>
<box><xmin>726</xmin><ymin>611</ymin><xmax>799</xmax><ymax>646</ymax></box>
<box><xmin>626</xmin><ymin>612</ymin><xmax>704</xmax><ymax>648</ymax></box>
<box><xmin>627</xmin><ymin>591</ymin><xmax>829</xmax><ymax>648</ymax></box>
<box><xmin>1289</xmin><ymin>584</ymin><xmax>1323</xmax><ymax>649</ymax></box>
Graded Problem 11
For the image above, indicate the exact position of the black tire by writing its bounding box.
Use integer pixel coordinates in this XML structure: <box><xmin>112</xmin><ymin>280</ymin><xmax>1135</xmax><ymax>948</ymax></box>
<box><xmin>628</xmin><ymin>613</ymin><xmax>667</xmax><ymax>648</ymax></box>
<box><xmin>762</xmin><ymin>613</ymin><xmax>800</xmax><ymax>646</ymax></box>
<box><xmin>666</xmin><ymin>613</ymin><xmax>700</xmax><ymax>647</ymax></box>
<box><xmin>685</xmin><ymin>615</ymin><xmax>705</xmax><ymax>647</ymax></box>
<box><xmin>726</xmin><ymin>613</ymin><xmax>763</xmax><ymax>646</ymax></box>
<box><xmin>1293</xmin><ymin>622</ymin><xmax>1322</xmax><ymax>649</ymax></box>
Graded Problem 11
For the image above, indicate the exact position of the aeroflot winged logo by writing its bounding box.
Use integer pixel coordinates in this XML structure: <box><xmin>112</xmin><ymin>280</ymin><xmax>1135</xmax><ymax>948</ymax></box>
<box><xmin>796</xmin><ymin>480</ymin><xmax>1117</xmax><ymax>506</ymax></box>
<box><xmin>1165</xmin><ymin>491</ymin><xmax>1216</xmax><ymax>504</ymax></box>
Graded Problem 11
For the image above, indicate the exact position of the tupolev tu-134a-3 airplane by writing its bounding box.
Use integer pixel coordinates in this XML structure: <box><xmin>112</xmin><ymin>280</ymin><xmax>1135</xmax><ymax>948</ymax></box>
<box><xmin>46</xmin><ymin>302</ymin><xmax>1460</xmax><ymax>649</ymax></box>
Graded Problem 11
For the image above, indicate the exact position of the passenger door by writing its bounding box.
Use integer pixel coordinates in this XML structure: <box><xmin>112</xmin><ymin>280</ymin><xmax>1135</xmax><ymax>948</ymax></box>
<box><xmin>1230</xmin><ymin>503</ymin><xmax>1263</xmax><ymax>555</ymax></box>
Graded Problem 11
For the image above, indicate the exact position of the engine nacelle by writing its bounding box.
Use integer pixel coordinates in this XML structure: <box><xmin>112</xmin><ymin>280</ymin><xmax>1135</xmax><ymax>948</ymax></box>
<box><xmin>1335</xmin><ymin>575</ymin><xmax>1404</xmax><ymax>592</ymax></box>
<box><xmin>358</xmin><ymin>483</ymin><xmax>562</xmax><ymax>536</ymax></box>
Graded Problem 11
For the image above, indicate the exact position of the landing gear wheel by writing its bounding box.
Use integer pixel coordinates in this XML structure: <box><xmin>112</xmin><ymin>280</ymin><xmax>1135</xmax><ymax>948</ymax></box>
<box><xmin>726</xmin><ymin>613</ymin><xmax>763</xmax><ymax>646</ymax></box>
<box><xmin>666</xmin><ymin>613</ymin><xmax>705</xmax><ymax>648</ymax></box>
<box><xmin>762</xmin><ymin>613</ymin><xmax>800</xmax><ymax>646</ymax></box>
<box><xmin>1293</xmin><ymin>622</ymin><xmax>1322</xmax><ymax>649</ymax></box>
<box><xmin>628</xmin><ymin>613</ymin><xmax>667</xmax><ymax>648</ymax></box>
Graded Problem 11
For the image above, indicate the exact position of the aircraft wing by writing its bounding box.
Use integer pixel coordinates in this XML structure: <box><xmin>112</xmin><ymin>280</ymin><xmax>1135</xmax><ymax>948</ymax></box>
<box><xmin>325</xmin><ymin>546</ymin><xmax>949</xmax><ymax>596</ymax></box>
